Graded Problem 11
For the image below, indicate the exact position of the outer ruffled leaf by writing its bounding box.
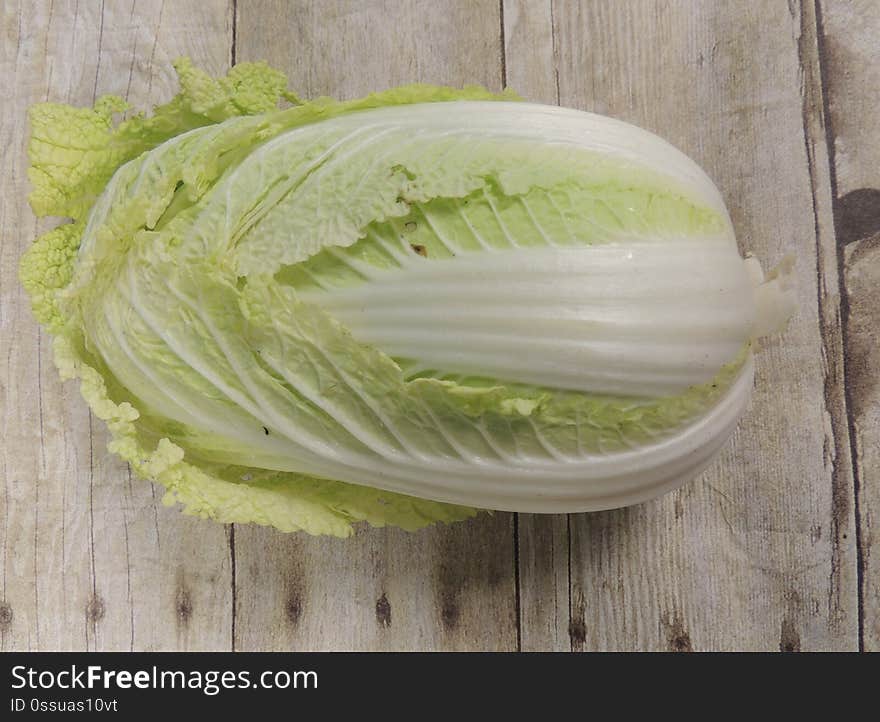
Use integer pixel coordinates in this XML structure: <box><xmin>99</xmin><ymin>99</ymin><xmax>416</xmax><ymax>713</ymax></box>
<box><xmin>53</xmin><ymin>336</ymin><xmax>475</xmax><ymax>537</ymax></box>
<box><xmin>27</xmin><ymin>57</ymin><xmax>299</xmax><ymax>221</ymax></box>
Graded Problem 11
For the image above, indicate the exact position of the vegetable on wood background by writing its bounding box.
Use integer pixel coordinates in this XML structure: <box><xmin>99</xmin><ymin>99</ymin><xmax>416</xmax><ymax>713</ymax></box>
<box><xmin>1</xmin><ymin>0</ymin><xmax>877</xmax><ymax>651</ymax></box>
<box><xmin>19</xmin><ymin>59</ymin><xmax>796</xmax><ymax>532</ymax></box>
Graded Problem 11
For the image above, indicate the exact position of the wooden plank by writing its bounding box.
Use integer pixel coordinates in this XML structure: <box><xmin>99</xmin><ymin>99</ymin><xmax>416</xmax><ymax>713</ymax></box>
<box><xmin>502</xmin><ymin>0</ymin><xmax>557</xmax><ymax>105</ymax></box>
<box><xmin>841</xmin><ymin>234</ymin><xmax>880</xmax><ymax>650</ymax></box>
<box><xmin>502</xmin><ymin>0</ymin><xmax>571</xmax><ymax>652</ymax></box>
<box><xmin>233</xmin><ymin>520</ymin><xmax>517</xmax><ymax>651</ymax></box>
<box><xmin>548</xmin><ymin>0</ymin><xmax>857</xmax><ymax>650</ymax></box>
<box><xmin>817</xmin><ymin>0</ymin><xmax>880</xmax><ymax>650</ymax></box>
<box><xmin>233</xmin><ymin>0</ymin><xmax>517</xmax><ymax>651</ymax></box>
<box><xmin>236</xmin><ymin>0</ymin><xmax>504</xmax><ymax>98</ymax></box>
<box><xmin>0</xmin><ymin>0</ymin><xmax>235</xmax><ymax>651</ymax></box>
<box><xmin>842</xmin><ymin>236</ymin><xmax>880</xmax><ymax>650</ymax></box>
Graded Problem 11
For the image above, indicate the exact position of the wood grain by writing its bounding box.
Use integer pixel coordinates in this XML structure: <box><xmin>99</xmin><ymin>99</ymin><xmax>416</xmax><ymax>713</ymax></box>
<box><xmin>234</xmin><ymin>0</ymin><xmax>518</xmax><ymax>651</ymax></box>
<box><xmin>0</xmin><ymin>0</ymin><xmax>870</xmax><ymax>651</ymax></box>
<box><xmin>0</xmin><ymin>0</ymin><xmax>235</xmax><ymax>651</ymax></box>
<box><xmin>817</xmin><ymin>0</ymin><xmax>880</xmax><ymax>650</ymax></box>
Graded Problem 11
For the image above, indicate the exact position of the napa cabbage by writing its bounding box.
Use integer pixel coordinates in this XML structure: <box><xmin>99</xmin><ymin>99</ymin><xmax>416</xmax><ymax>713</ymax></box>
<box><xmin>20</xmin><ymin>60</ymin><xmax>793</xmax><ymax>536</ymax></box>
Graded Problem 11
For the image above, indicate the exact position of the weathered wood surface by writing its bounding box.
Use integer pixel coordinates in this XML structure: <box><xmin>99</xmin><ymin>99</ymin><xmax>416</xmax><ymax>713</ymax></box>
<box><xmin>1</xmin><ymin>0</ymin><xmax>235</xmax><ymax>652</ymax></box>
<box><xmin>0</xmin><ymin>0</ymin><xmax>874</xmax><ymax>651</ymax></box>
<box><xmin>817</xmin><ymin>0</ymin><xmax>880</xmax><ymax>650</ymax></box>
